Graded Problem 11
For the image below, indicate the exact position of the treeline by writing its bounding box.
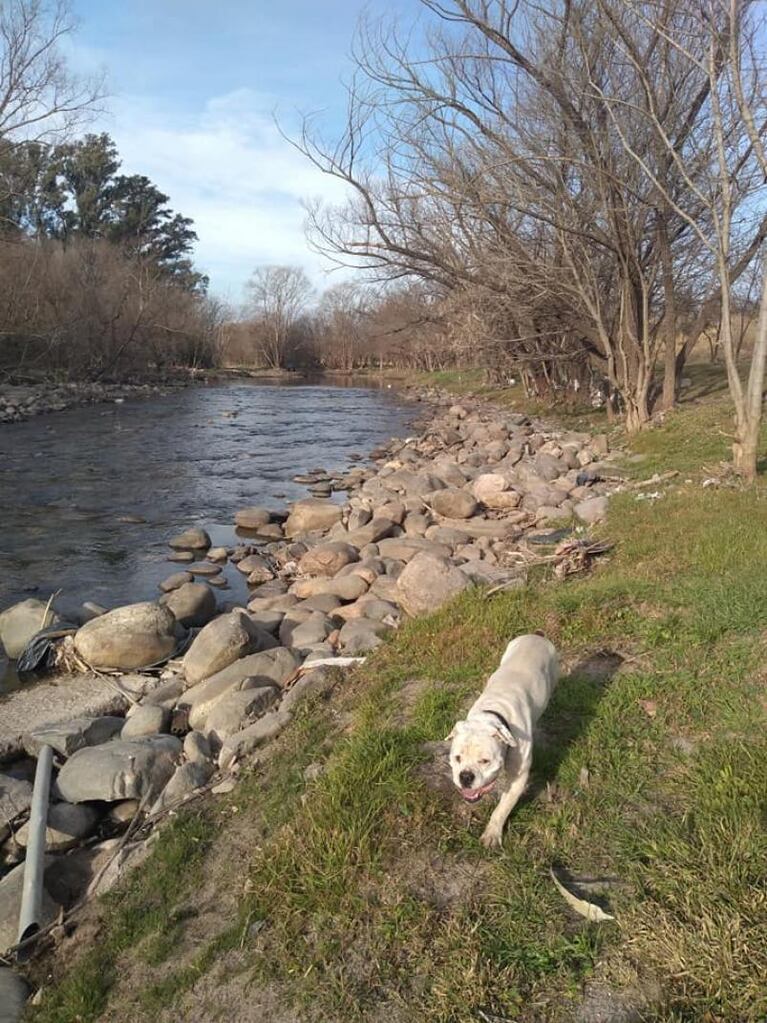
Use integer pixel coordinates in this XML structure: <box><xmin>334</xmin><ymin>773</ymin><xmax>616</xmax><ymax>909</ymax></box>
<box><xmin>0</xmin><ymin>2</ymin><xmax>219</xmax><ymax>381</ymax></box>
<box><xmin>220</xmin><ymin>269</ymin><xmax>449</xmax><ymax>373</ymax></box>
<box><xmin>291</xmin><ymin>0</ymin><xmax>767</xmax><ymax>478</ymax></box>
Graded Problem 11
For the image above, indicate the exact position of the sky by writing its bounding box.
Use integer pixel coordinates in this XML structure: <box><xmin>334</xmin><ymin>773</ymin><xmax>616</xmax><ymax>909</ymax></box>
<box><xmin>66</xmin><ymin>0</ymin><xmax>421</xmax><ymax>304</ymax></box>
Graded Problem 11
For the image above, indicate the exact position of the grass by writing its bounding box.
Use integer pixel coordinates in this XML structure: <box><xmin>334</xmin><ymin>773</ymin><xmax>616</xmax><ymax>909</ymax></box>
<box><xmin>27</xmin><ymin>389</ymin><xmax>767</xmax><ymax>1023</ymax></box>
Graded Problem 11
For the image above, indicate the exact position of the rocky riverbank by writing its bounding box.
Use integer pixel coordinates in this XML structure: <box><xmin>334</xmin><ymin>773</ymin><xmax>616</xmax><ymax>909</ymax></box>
<box><xmin>0</xmin><ymin>386</ymin><xmax>622</xmax><ymax>1004</ymax></box>
<box><xmin>0</xmin><ymin>379</ymin><xmax>192</xmax><ymax>424</ymax></box>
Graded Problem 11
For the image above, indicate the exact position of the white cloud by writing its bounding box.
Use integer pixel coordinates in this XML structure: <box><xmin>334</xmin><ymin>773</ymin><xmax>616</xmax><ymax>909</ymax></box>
<box><xmin>102</xmin><ymin>89</ymin><xmax>350</xmax><ymax>300</ymax></box>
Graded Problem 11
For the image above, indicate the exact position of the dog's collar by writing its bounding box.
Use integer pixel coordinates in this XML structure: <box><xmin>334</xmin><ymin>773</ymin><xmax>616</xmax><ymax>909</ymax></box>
<box><xmin>482</xmin><ymin>709</ymin><xmax>513</xmax><ymax>734</ymax></box>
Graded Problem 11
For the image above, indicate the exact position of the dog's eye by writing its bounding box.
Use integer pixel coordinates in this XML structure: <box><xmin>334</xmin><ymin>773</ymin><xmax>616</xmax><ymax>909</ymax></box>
<box><xmin>479</xmin><ymin>758</ymin><xmax>490</xmax><ymax>765</ymax></box>
<box><xmin>454</xmin><ymin>755</ymin><xmax>462</xmax><ymax>763</ymax></box>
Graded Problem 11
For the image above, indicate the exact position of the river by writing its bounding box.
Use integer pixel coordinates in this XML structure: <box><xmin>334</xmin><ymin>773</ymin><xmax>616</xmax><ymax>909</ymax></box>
<box><xmin>0</xmin><ymin>379</ymin><xmax>415</xmax><ymax>690</ymax></box>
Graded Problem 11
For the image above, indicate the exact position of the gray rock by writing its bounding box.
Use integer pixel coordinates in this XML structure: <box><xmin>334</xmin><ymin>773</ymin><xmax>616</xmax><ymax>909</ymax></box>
<box><xmin>432</xmin><ymin>461</ymin><xmax>468</xmax><ymax>487</ymax></box>
<box><xmin>0</xmin><ymin>861</ymin><xmax>58</xmax><ymax>954</ymax></box>
<box><xmin>396</xmin><ymin>552</ymin><xmax>471</xmax><ymax>616</ymax></box>
<box><xmin>108</xmin><ymin>799</ymin><xmax>141</xmax><ymax>824</ymax></box>
<box><xmin>299</xmin><ymin>542</ymin><xmax>359</xmax><ymax>578</ymax></box>
<box><xmin>121</xmin><ymin>704</ymin><xmax>171</xmax><ymax>739</ymax></box>
<box><xmin>347</xmin><ymin>507</ymin><xmax>372</xmax><ymax>530</ymax></box>
<box><xmin>183</xmin><ymin>611</ymin><xmax>275</xmax><ymax>686</ymax></box>
<box><xmin>207</xmin><ymin>546</ymin><xmax>229</xmax><ymax>563</ymax></box>
<box><xmin>187</xmin><ymin>562</ymin><xmax>223</xmax><ymax>578</ymax></box>
<box><xmin>369</xmin><ymin>575</ymin><xmax>401</xmax><ymax>603</ymax></box>
<box><xmin>23</xmin><ymin>715</ymin><xmax>124</xmax><ymax>758</ymax></box>
<box><xmin>160</xmin><ymin>581</ymin><xmax>217</xmax><ymax>628</ymax></box>
<box><xmin>403</xmin><ymin>513</ymin><xmax>430</xmax><ymax>536</ymax></box>
<box><xmin>141</xmin><ymin>677</ymin><xmax>184</xmax><ymax>708</ymax></box>
<box><xmin>168</xmin><ymin>551</ymin><xmax>195</xmax><ymax>563</ymax></box>
<box><xmin>345</xmin><ymin>517</ymin><xmax>396</xmax><ymax>547</ymax></box>
<box><xmin>285</xmin><ymin>498</ymin><xmax>343</xmax><ymax>536</ymax></box>
<box><xmin>291</xmin><ymin>574</ymin><xmax>370</xmax><ymax>602</ymax></box>
<box><xmin>169</xmin><ymin>527</ymin><xmax>211</xmax><ymax>550</ymax></box>
<box><xmin>534</xmin><ymin>452</ymin><xmax>567</xmax><ymax>481</ymax></box>
<box><xmin>473</xmin><ymin>473</ymin><xmax>520</xmax><ymax>511</ymax></box>
<box><xmin>574</xmin><ymin>496</ymin><xmax>609</xmax><ymax>524</ymax></box>
<box><xmin>0</xmin><ymin>966</ymin><xmax>29</xmax><ymax>1020</ymax></box>
<box><xmin>279</xmin><ymin>667</ymin><xmax>339</xmax><ymax>715</ymax></box>
<box><xmin>377</xmin><ymin>537</ymin><xmax>452</xmax><ymax>562</ymax></box>
<box><xmin>234</xmin><ymin>506</ymin><xmax>271</xmax><ymax>530</ymax></box>
<box><xmin>183</xmin><ymin>730</ymin><xmax>212</xmax><ymax>765</ymax></box>
<box><xmin>159</xmin><ymin>571</ymin><xmax>193</xmax><ymax>593</ymax></box>
<box><xmin>375</xmin><ymin>500</ymin><xmax>406</xmax><ymax>524</ymax></box>
<box><xmin>205</xmin><ymin>686</ymin><xmax>281</xmax><ymax>744</ymax></box>
<box><xmin>280</xmin><ymin>612</ymin><xmax>332</xmax><ymax>650</ymax></box>
<box><xmin>247</xmin><ymin>592</ymin><xmax>298</xmax><ymax>614</ymax></box>
<box><xmin>74</xmin><ymin>602</ymin><xmax>177</xmax><ymax>671</ymax></box>
<box><xmin>338</xmin><ymin>618</ymin><xmax>390</xmax><ymax>654</ymax></box>
<box><xmin>299</xmin><ymin>593</ymin><xmax>343</xmax><ymax>614</ymax></box>
<box><xmin>386</xmin><ymin>469</ymin><xmax>446</xmax><ymax>497</ymax></box>
<box><xmin>0</xmin><ymin>599</ymin><xmax>58</xmax><ymax>658</ymax></box>
<box><xmin>236</xmin><ymin>554</ymin><xmax>274</xmax><ymax>581</ymax></box>
<box><xmin>248</xmin><ymin>609</ymin><xmax>284</xmax><ymax>634</ymax></box>
<box><xmin>425</xmin><ymin>525</ymin><xmax>471</xmax><ymax>546</ymax></box>
<box><xmin>15</xmin><ymin>802</ymin><xmax>100</xmax><ymax>852</ymax></box>
<box><xmin>182</xmin><ymin>647</ymin><xmax>298</xmax><ymax>729</ymax></box>
<box><xmin>150</xmin><ymin>761</ymin><xmax>214</xmax><ymax>814</ymax></box>
<box><xmin>218</xmin><ymin>710</ymin><xmax>292</xmax><ymax>771</ymax></box>
<box><xmin>0</xmin><ymin>773</ymin><xmax>32</xmax><ymax>839</ymax></box>
<box><xmin>55</xmin><ymin>735</ymin><xmax>182</xmax><ymax>803</ymax></box>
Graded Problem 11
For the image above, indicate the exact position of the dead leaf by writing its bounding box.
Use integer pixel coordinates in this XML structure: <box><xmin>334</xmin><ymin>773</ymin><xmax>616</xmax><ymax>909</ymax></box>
<box><xmin>638</xmin><ymin>699</ymin><xmax>657</xmax><ymax>718</ymax></box>
<box><xmin>578</xmin><ymin>766</ymin><xmax>590</xmax><ymax>788</ymax></box>
<box><xmin>550</xmin><ymin>868</ymin><xmax>615</xmax><ymax>922</ymax></box>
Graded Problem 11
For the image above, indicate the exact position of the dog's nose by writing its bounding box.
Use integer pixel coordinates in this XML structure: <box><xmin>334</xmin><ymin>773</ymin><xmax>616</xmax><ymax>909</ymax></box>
<box><xmin>459</xmin><ymin>769</ymin><xmax>475</xmax><ymax>788</ymax></box>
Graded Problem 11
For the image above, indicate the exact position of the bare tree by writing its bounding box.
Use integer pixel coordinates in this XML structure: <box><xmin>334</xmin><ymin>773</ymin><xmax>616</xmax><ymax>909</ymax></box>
<box><xmin>244</xmin><ymin>265</ymin><xmax>314</xmax><ymax>369</ymax></box>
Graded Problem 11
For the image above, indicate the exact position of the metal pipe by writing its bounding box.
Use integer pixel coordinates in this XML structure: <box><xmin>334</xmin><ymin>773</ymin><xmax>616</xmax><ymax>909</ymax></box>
<box><xmin>16</xmin><ymin>744</ymin><xmax>53</xmax><ymax>950</ymax></box>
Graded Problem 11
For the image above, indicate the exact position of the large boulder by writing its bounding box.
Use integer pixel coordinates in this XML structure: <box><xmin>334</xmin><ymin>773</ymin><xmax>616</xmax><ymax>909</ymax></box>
<box><xmin>182</xmin><ymin>647</ymin><xmax>298</xmax><ymax>729</ymax></box>
<box><xmin>473</xmin><ymin>474</ymin><xmax>521</xmax><ymax>511</ymax></box>
<box><xmin>396</xmin><ymin>552</ymin><xmax>471</xmax><ymax>616</ymax></box>
<box><xmin>299</xmin><ymin>542</ymin><xmax>359</xmax><ymax>578</ymax></box>
<box><xmin>159</xmin><ymin>571</ymin><xmax>193</xmax><ymax>593</ymax></box>
<box><xmin>204</xmin><ymin>686</ymin><xmax>281</xmax><ymax>745</ymax></box>
<box><xmin>285</xmin><ymin>498</ymin><xmax>343</xmax><ymax>536</ymax></box>
<box><xmin>121</xmin><ymin>704</ymin><xmax>170</xmax><ymax>739</ymax></box>
<box><xmin>234</xmin><ymin>506</ymin><xmax>271</xmax><ymax>530</ymax></box>
<box><xmin>160</xmin><ymin>582</ymin><xmax>217</xmax><ymax>628</ymax></box>
<box><xmin>74</xmin><ymin>602</ymin><xmax>177</xmax><ymax>670</ymax></box>
<box><xmin>149</xmin><ymin>761</ymin><xmax>214</xmax><ymax>815</ymax></box>
<box><xmin>55</xmin><ymin>735</ymin><xmax>182</xmax><ymax>803</ymax></box>
<box><xmin>23</xmin><ymin>715</ymin><xmax>124</xmax><ymax>758</ymax></box>
<box><xmin>15</xmin><ymin>802</ymin><xmax>100</xmax><ymax>852</ymax></box>
<box><xmin>168</xmin><ymin>527</ymin><xmax>210</xmax><ymax>550</ymax></box>
<box><xmin>338</xmin><ymin>618</ymin><xmax>390</xmax><ymax>655</ymax></box>
<box><xmin>279</xmin><ymin>611</ymin><xmax>332</xmax><ymax>650</ymax></box>
<box><xmin>0</xmin><ymin>599</ymin><xmax>58</xmax><ymax>659</ymax></box>
<box><xmin>182</xmin><ymin>611</ymin><xmax>275</xmax><ymax>686</ymax></box>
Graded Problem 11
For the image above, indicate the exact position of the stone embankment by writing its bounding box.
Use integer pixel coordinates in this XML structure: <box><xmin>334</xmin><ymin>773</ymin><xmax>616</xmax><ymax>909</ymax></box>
<box><xmin>0</xmin><ymin>380</ymin><xmax>186</xmax><ymax>424</ymax></box>
<box><xmin>0</xmin><ymin>387</ymin><xmax>618</xmax><ymax>995</ymax></box>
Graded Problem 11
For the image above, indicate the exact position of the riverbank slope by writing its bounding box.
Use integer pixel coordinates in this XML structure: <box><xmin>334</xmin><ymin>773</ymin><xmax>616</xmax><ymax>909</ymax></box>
<box><xmin>26</xmin><ymin>386</ymin><xmax>767</xmax><ymax>1023</ymax></box>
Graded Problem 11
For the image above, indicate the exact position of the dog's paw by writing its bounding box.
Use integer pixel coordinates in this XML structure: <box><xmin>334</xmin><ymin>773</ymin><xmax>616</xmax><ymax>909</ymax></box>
<box><xmin>480</xmin><ymin>826</ymin><xmax>503</xmax><ymax>849</ymax></box>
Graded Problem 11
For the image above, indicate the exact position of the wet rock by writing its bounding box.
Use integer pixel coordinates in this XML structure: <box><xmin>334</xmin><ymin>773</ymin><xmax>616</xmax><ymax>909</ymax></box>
<box><xmin>169</xmin><ymin>527</ymin><xmax>211</xmax><ymax>550</ymax></box>
<box><xmin>159</xmin><ymin>571</ymin><xmax>193</xmax><ymax>592</ymax></box>
<box><xmin>338</xmin><ymin>618</ymin><xmax>390</xmax><ymax>654</ymax></box>
<box><xmin>15</xmin><ymin>802</ymin><xmax>100</xmax><ymax>852</ymax></box>
<box><xmin>55</xmin><ymin>735</ymin><xmax>182</xmax><ymax>803</ymax></box>
<box><xmin>183</xmin><ymin>731</ymin><xmax>212</xmax><ymax>765</ymax></box>
<box><xmin>285</xmin><ymin>498</ymin><xmax>343</xmax><ymax>536</ymax></box>
<box><xmin>234</xmin><ymin>507</ymin><xmax>272</xmax><ymax>530</ymax></box>
<box><xmin>121</xmin><ymin>704</ymin><xmax>171</xmax><ymax>739</ymax></box>
<box><xmin>0</xmin><ymin>861</ymin><xmax>58</xmax><ymax>954</ymax></box>
<box><xmin>74</xmin><ymin>602</ymin><xmax>177</xmax><ymax>671</ymax></box>
<box><xmin>160</xmin><ymin>582</ymin><xmax>217</xmax><ymax>628</ymax></box>
<box><xmin>0</xmin><ymin>598</ymin><xmax>58</xmax><ymax>659</ymax></box>
<box><xmin>206</xmin><ymin>546</ymin><xmax>228</xmax><ymax>563</ymax></box>
<box><xmin>150</xmin><ymin>761</ymin><xmax>214</xmax><ymax>814</ymax></box>
<box><xmin>23</xmin><ymin>715</ymin><xmax>124</xmax><ymax>758</ymax></box>
<box><xmin>397</xmin><ymin>552</ymin><xmax>470</xmax><ymax>616</ymax></box>
<box><xmin>204</xmin><ymin>686</ymin><xmax>281</xmax><ymax>744</ymax></box>
<box><xmin>168</xmin><ymin>550</ymin><xmax>195</xmax><ymax>563</ymax></box>
<box><xmin>183</xmin><ymin>611</ymin><xmax>275</xmax><ymax>686</ymax></box>
<box><xmin>299</xmin><ymin>542</ymin><xmax>359</xmax><ymax>577</ymax></box>
<box><xmin>574</xmin><ymin>496</ymin><xmax>609</xmax><ymax>524</ymax></box>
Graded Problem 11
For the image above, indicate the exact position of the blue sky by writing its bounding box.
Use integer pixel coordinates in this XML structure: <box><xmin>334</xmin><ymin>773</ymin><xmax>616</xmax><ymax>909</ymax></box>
<box><xmin>67</xmin><ymin>1</ymin><xmax>421</xmax><ymax>303</ymax></box>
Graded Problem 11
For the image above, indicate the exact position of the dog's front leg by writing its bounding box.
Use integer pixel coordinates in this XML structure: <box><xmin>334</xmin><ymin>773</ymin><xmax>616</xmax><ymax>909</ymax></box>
<box><xmin>480</xmin><ymin>760</ymin><xmax>531</xmax><ymax>849</ymax></box>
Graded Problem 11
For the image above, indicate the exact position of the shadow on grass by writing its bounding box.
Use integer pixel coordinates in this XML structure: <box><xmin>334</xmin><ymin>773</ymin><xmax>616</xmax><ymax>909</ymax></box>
<box><xmin>528</xmin><ymin>649</ymin><xmax>625</xmax><ymax>799</ymax></box>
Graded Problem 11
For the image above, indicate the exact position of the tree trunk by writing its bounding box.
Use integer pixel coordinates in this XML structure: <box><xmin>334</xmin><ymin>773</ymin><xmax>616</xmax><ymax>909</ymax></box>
<box><xmin>732</xmin><ymin>269</ymin><xmax>767</xmax><ymax>482</ymax></box>
<box><xmin>658</xmin><ymin>214</ymin><xmax>678</xmax><ymax>411</ymax></box>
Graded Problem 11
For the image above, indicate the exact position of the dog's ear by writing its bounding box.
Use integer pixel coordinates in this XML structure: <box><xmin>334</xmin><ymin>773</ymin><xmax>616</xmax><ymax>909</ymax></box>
<box><xmin>444</xmin><ymin>720</ymin><xmax>464</xmax><ymax>743</ymax></box>
<box><xmin>492</xmin><ymin>722</ymin><xmax>517</xmax><ymax>748</ymax></box>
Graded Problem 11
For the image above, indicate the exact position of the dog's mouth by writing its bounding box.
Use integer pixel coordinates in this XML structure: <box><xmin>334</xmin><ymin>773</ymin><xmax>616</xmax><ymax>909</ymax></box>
<box><xmin>459</xmin><ymin>780</ymin><xmax>496</xmax><ymax>803</ymax></box>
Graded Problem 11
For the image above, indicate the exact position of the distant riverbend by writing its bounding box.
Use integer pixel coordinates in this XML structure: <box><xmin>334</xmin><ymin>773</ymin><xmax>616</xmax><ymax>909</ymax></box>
<box><xmin>0</xmin><ymin>379</ymin><xmax>415</xmax><ymax>688</ymax></box>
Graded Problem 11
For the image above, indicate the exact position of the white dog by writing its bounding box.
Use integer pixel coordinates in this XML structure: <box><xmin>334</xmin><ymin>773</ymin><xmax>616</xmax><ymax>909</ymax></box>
<box><xmin>446</xmin><ymin>633</ymin><xmax>559</xmax><ymax>848</ymax></box>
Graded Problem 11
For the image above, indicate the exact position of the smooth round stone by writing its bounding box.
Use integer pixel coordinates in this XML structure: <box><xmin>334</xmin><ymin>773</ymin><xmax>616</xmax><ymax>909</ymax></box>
<box><xmin>187</xmin><ymin>563</ymin><xmax>223</xmax><ymax>577</ymax></box>
<box><xmin>234</xmin><ymin>507</ymin><xmax>271</xmax><ymax>530</ymax></box>
<box><xmin>168</xmin><ymin>551</ymin><xmax>195</xmax><ymax>563</ymax></box>
<box><xmin>159</xmin><ymin>571</ymin><xmax>193</xmax><ymax>592</ymax></box>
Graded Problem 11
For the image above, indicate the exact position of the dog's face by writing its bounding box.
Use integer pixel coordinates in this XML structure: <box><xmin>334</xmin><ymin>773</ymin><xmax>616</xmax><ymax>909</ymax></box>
<box><xmin>446</xmin><ymin>718</ymin><xmax>515</xmax><ymax>802</ymax></box>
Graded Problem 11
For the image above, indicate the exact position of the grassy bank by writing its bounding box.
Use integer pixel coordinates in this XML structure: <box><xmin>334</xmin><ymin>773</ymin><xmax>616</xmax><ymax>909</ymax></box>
<box><xmin>28</xmin><ymin>394</ymin><xmax>767</xmax><ymax>1022</ymax></box>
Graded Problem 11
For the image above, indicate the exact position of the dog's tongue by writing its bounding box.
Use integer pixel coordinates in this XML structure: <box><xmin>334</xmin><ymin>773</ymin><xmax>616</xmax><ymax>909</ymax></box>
<box><xmin>461</xmin><ymin>787</ymin><xmax>485</xmax><ymax>802</ymax></box>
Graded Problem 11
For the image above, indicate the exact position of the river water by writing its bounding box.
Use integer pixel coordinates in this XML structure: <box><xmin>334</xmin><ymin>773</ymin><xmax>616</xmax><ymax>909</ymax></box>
<box><xmin>0</xmin><ymin>379</ymin><xmax>414</xmax><ymax>688</ymax></box>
